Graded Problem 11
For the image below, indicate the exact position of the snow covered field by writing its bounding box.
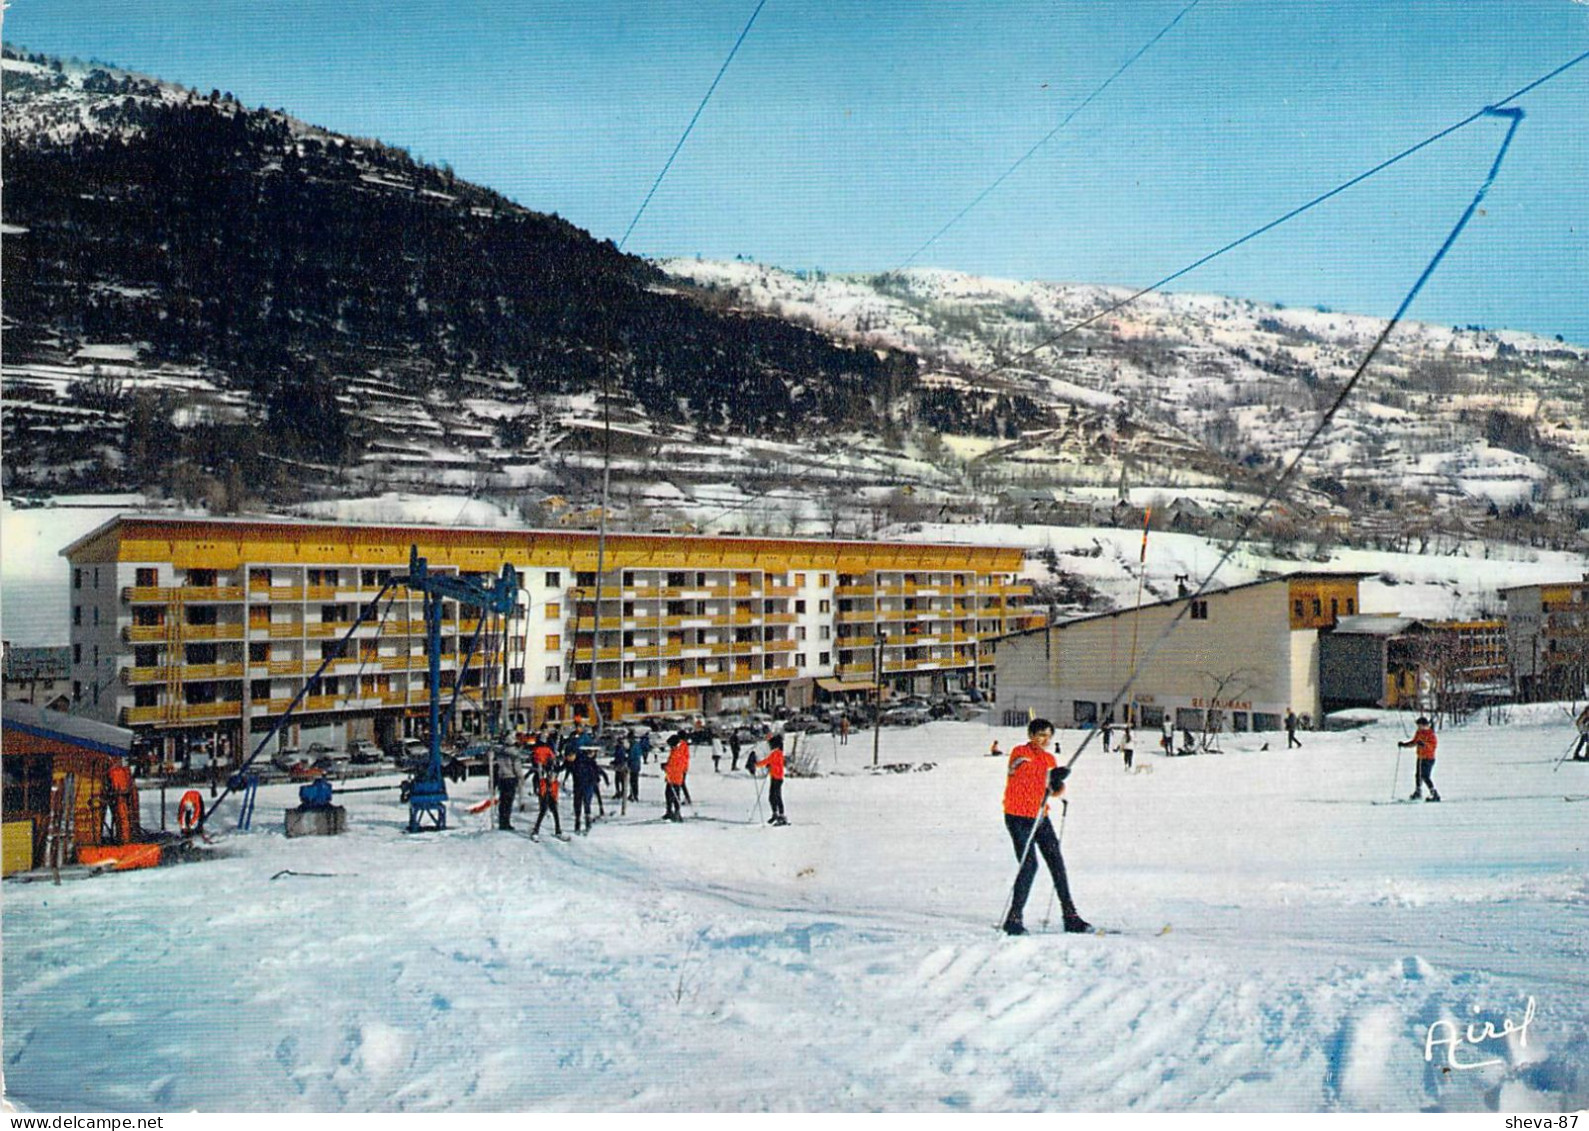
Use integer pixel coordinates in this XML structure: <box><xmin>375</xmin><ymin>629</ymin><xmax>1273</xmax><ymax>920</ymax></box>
<box><xmin>4</xmin><ymin>711</ymin><xmax>1587</xmax><ymax>1113</ymax></box>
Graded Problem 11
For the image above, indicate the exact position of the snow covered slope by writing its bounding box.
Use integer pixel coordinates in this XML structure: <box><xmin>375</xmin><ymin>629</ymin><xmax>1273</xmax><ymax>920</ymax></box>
<box><xmin>4</xmin><ymin>714</ymin><xmax>1586</xmax><ymax>1112</ymax></box>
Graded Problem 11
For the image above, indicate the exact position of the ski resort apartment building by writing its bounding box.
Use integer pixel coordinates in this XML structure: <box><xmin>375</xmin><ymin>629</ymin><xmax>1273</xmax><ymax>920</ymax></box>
<box><xmin>61</xmin><ymin>516</ymin><xmax>1042</xmax><ymax>757</ymax></box>
<box><xmin>994</xmin><ymin>572</ymin><xmax>1370</xmax><ymax>735</ymax></box>
<box><xmin>1500</xmin><ymin>575</ymin><xmax>1589</xmax><ymax>701</ymax></box>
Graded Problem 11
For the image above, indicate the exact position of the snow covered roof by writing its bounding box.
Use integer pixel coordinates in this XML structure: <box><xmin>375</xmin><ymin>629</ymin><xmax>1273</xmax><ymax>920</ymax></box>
<box><xmin>1329</xmin><ymin>615</ymin><xmax>1420</xmax><ymax>637</ymax></box>
<box><xmin>2</xmin><ymin>700</ymin><xmax>134</xmax><ymax>757</ymax></box>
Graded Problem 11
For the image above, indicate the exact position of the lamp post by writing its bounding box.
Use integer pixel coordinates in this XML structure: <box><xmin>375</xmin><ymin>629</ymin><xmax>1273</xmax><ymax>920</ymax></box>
<box><xmin>872</xmin><ymin>632</ymin><xmax>884</xmax><ymax>769</ymax></box>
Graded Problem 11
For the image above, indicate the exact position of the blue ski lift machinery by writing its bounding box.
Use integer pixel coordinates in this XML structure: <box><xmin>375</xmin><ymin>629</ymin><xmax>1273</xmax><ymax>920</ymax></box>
<box><xmin>397</xmin><ymin>546</ymin><xmax>518</xmax><ymax>832</ymax></box>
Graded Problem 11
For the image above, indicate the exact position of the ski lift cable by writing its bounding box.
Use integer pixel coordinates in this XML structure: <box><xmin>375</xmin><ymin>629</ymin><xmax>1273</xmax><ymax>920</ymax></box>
<box><xmin>894</xmin><ymin>0</ymin><xmax>1204</xmax><ymax>273</ymax></box>
<box><xmin>1059</xmin><ymin>107</ymin><xmax>1526</xmax><ymax>772</ymax></box>
<box><xmin>618</xmin><ymin>0</ymin><xmax>771</xmax><ymax>252</ymax></box>
<box><xmin>973</xmin><ymin>47</ymin><xmax>1589</xmax><ymax>385</ymax></box>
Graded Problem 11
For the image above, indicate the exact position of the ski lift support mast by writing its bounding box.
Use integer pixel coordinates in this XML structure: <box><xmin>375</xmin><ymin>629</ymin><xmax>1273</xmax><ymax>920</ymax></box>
<box><xmin>399</xmin><ymin>545</ymin><xmax>519</xmax><ymax>832</ymax></box>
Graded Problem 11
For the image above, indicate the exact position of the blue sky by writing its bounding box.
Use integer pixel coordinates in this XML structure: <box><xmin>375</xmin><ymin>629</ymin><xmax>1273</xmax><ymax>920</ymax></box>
<box><xmin>6</xmin><ymin>0</ymin><xmax>1588</xmax><ymax>342</ymax></box>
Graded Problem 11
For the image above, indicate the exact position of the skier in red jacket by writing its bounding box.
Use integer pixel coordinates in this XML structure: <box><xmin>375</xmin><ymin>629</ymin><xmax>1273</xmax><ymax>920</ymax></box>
<box><xmin>1002</xmin><ymin>717</ymin><xmax>1090</xmax><ymax>935</ymax></box>
<box><xmin>1399</xmin><ymin>716</ymin><xmax>1441</xmax><ymax>801</ymax></box>
<box><xmin>752</xmin><ymin>733</ymin><xmax>788</xmax><ymax>825</ymax></box>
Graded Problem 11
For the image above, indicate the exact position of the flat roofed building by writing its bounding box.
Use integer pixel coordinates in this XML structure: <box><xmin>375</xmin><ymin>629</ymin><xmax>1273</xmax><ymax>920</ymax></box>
<box><xmin>1500</xmin><ymin>576</ymin><xmax>1589</xmax><ymax>701</ymax></box>
<box><xmin>61</xmin><ymin>515</ymin><xmax>1042</xmax><ymax>757</ymax></box>
<box><xmin>995</xmin><ymin>572</ymin><xmax>1369</xmax><ymax>736</ymax></box>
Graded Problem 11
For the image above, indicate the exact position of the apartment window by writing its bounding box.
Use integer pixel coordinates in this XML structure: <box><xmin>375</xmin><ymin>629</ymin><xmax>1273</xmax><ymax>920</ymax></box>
<box><xmin>1190</xmin><ymin>600</ymin><xmax>1209</xmax><ymax>620</ymax></box>
<box><xmin>1294</xmin><ymin>599</ymin><xmax>1304</xmax><ymax>618</ymax></box>
<box><xmin>189</xmin><ymin>569</ymin><xmax>217</xmax><ymax>587</ymax></box>
<box><xmin>136</xmin><ymin>567</ymin><xmax>158</xmax><ymax>587</ymax></box>
<box><xmin>134</xmin><ymin>685</ymin><xmax>157</xmax><ymax>707</ymax></box>
<box><xmin>93</xmin><ymin>607</ymin><xmax>100</xmax><ymax>626</ymax></box>
<box><xmin>73</xmin><ymin>643</ymin><xmax>82</xmax><ymax>663</ymax></box>
<box><xmin>1346</xmin><ymin>598</ymin><xmax>1356</xmax><ymax>615</ymax></box>
<box><xmin>819</xmin><ymin>625</ymin><xmax>831</xmax><ymax>640</ymax></box>
<box><xmin>251</xmin><ymin>679</ymin><xmax>271</xmax><ymax>699</ymax></box>
<box><xmin>249</xmin><ymin>642</ymin><xmax>270</xmax><ymax>663</ymax></box>
<box><xmin>795</xmin><ymin>654</ymin><xmax>807</xmax><ymax>668</ymax></box>
<box><xmin>1330</xmin><ymin>598</ymin><xmax>1339</xmax><ymax>618</ymax></box>
<box><xmin>819</xmin><ymin>651</ymin><xmax>831</xmax><ymax>666</ymax></box>
<box><xmin>796</xmin><ymin>626</ymin><xmax>807</xmax><ymax>641</ymax></box>
<box><xmin>73</xmin><ymin>605</ymin><xmax>82</xmax><ymax>626</ymax></box>
<box><xmin>546</xmin><ymin>602</ymin><xmax>562</xmax><ymax>619</ymax></box>
<box><xmin>576</xmin><ymin>572</ymin><xmax>596</xmax><ymax>588</ymax></box>
<box><xmin>1312</xmin><ymin>598</ymin><xmax>1322</xmax><ymax>617</ymax></box>
<box><xmin>545</xmin><ymin>634</ymin><xmax>562</xmax><ymax>651</ymax></box>
<box><xmin>795</xmin><ymin>600</ymin><xmax>807</xmax><ymax>614</ymax></box>
<box><xmin>133</xmin><ymin>607</ymin><xmax>162</xmax><ymax>627</ymax></box>
<box><xmin>251</xmin><ymin>568</ymin><xmax>272</xmax><ymax>587</ymax></box>
<box><xmin>819</xmin><ymin>599</ymin><xmax>831</xmax><ymax>613</ymax></box>
<box><xmin>73</xmin><ymin>568</ymin><xmax>83</xmax><ymax>590</ymax></box>
<box><xmin>819</xmin><ymin>574</ymin><xmax>830</xmax><ymax>587</ymax></box>
<box><xmin>545</xmin><ymin>665</ymin><xmax>562</xmax><ymax>683</ymax></box>
<box><xmin>623</xmin><ymin>571</ymin><xmax>635</xmax><ymax>586</ymax></box>
<box><xmin>545</xmin><ymin>571</ymin><xmax>562</xmax><ymax>588</ymax></box>
<box><xmin>794</xmin><ymin>573</ymin><xmax>806</xmax><ymax>587</ymax></box>
<box><xmin>94</xmin><ymin>568</ymin><xmax>99</xmax><ymax>588</ymax></box>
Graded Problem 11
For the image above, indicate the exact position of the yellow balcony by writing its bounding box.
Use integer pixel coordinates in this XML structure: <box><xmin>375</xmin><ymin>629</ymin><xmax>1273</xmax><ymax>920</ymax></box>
<box><xmin>120</xmin><ymin>700</ymin><xmax>241</xmax><ymax>726</ymax></box>
<box><xmin>249</xmin><ymin>585</ymin><xmax>306</xmax><ymax>600</ymax></box>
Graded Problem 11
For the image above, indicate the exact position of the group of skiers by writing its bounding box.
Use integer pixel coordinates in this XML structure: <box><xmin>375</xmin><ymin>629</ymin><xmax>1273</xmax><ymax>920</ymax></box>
<box><xmin>490</xmin><ymin>723</ymin><xmax>789</xmax><ymax>837</ymax></box>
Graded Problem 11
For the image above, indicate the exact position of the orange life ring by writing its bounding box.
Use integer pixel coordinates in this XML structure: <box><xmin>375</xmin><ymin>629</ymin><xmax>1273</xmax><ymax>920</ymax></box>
<box><xmin>177</xmin><ymin>789</ymin><xmax>204</xmax><ymax>834</ymax></box>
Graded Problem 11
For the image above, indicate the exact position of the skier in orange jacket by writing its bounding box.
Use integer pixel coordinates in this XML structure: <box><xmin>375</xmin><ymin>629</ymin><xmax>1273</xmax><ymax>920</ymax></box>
<box><xmin>752</xmin><ymin>734</ymin><xmax>788</xmax><ymax>825</ymax></box>
<box><xmin>1399</xmin><ymin>716</ymin><xmax>1441</xmax><ymax>801</ymax></box>
<box><xmin>663</xmin><ymin>733</ymin><xmax>690</xmax><ymax>822</ymax></box>
<box><xmin>1002</xmin><ymin>717</ymin><xmax>1090</xmax><ymax>935</ymax></box>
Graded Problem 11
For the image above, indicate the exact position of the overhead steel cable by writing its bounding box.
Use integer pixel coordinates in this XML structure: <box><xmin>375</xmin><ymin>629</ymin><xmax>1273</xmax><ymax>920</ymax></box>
<box><xmin>972</xmin><ymin>47</ymin><xmax>1589</xmax><ymax>384</ymax></box>
<box><xmin>1058</xmin><ymin>107</ymin><xmax>1526</xmax><ymax>775</ymax></box>
<box><xmin>995</xmin><ymin>105</ymin><xmax>1528</xmax><ymax>928</ymax></box>
<box><xmin>895</xmin><ymin>0</ymin><xmax>1204</xmax><ymax>273</ymax></box>
<box><xmin>618</xmin><ymin>0</ymin><xmax>770</xmax><ymax>251</ymax></box>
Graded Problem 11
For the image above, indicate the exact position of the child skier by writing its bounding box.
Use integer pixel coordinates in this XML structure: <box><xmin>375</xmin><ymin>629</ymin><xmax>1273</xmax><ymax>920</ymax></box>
<box><xmin>1399</xmin><ymin>716</ymin><xmax>1441</xmax><ymax>801</ymax></box>
<box><xmin>1001</xmin><ymin>717</ymin><xmax>1090</xmax><ymax>936</ymax></box>
<box><xmin>751</xmin><ymin>733</ymin><xmax>788</xmax><ymax>825</ymax></box>
<box><xmin>529</xmin><ymin>734</ymin><xmax>565</xmax><ymax>840</ymax></box>
<box><xmin>1120</xmin><ymin>724</ymin><xmax>1134</xmax><ymax>771</ymax></box>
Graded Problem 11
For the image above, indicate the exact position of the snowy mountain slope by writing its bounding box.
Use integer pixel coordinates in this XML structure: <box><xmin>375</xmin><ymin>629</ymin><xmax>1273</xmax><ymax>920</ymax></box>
<box><xmin>4</xmin><ymin>715</ymin><xmax>1585</xmax><ymax>1113</ymax></box>
<box><xmin>659</xmin><ymin>259</ymin><xmax>1589</xmax><ymax>546</ymax></box>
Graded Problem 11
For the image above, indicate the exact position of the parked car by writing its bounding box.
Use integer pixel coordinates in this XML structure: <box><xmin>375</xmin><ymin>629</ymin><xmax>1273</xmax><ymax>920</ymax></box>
<box><xmin>346</xmin><ymin>739</ymin><xmax>381</xmax><ymax>764</ymax></box>
<box><xmin>879</xmin><ymin>705</ymin><xmax>931</xmax><ymax>727</ymax></box>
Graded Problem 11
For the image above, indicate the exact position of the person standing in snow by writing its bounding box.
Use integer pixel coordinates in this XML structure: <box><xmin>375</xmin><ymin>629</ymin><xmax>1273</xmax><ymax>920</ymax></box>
<box><xmin>839</xmin><ymin>715</ymin><xmax>851</xmax><ymax>746</ymax></box>
<box><xmin>1001</xmin><ymin>717</ymin><xmax>1090</xmax><ymax>935</ymax></box>
<box><xmin>1120</xmin><ymin>723</ymin><xmax>1134</xmax><ymax>772</ymax></box>
<box><xmin>610</xmin><ymin>732</ymin><xmax>630</xmax><ymax>804</ymax></box>
<box><xmin>627</xmin><ymin>731</ymin><xmax>646</xmax><ymax>800</ymax></box>
<box><xmin>493</xmin><ymin>749</ymin><xmax>522</xmax><ymax>831</ymax></box>
<box><xmin>1572</xmin><ymin>704</ymin><xmax>1589</xmax><ymax>761</ymax></box>
<box><xmin>1286</xmin><ymin>709</ymin><xmax>1302</xmax><ymax>749</ymax></box>
<box><xmin>1101</xmin><ymin>717</ymin><xmax>1113</xmax><ymax>752</ymax></box>
<box><xmin>529</xmin><ymin>734</ymin><xmax>564</xmax><ymax>839</ymax></box>
<box><xmin>729</xmin><ymin>729</ymin><xmax>743</xmax><ymax>772</ymax></box>
<box><xmin>567</xmin><ymin>743</ymin><xmax>608</xmax><ymax>835</ymax></box>
<box><xmin>1399</xmin><ymin>716</ymin><xmax>1441</xmax><ymax>801</ymax></box>
<box><xmin>751</xmin><ymin>733</ymin><xmax>788</xmax><ymax>825</ymax></box>
<box><xmin>663</xmin><ymin>731</ymin><xmax>690</xmax><ymax>822</ymax></box>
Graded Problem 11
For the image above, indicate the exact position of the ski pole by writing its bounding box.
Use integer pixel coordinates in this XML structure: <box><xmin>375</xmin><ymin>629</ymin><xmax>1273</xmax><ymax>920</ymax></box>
<box><xmin>749</xmin><ymin>765</ymin><xmax>766</xmax><ymax>824</ymax></box>
<box><xmin>1390</xmin><ymin>741</ymin><xmax>1403</xmax><ymax>801</ymax></box>
<box><xmin>997</xmin><ymin>796</ymin><xmax>1053</xmax><ymax>929</ymax></box>
<box><xmin>1040</xmin><ymin>799</ymin><xmax>1069</xmax><ymax>930</ymax></box>
<box><xmin>1551</xmin><ymin>731</ymin><xmax>1582</xmax><ymax>773</ymax></box>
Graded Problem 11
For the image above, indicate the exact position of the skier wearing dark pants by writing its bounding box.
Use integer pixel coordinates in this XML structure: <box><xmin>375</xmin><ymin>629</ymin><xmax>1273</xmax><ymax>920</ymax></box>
<box><xmin>1572</xmin><ymin>704</ymin><xmax>1589</xmax><ymax>761</ymax></box>
<box><xmin>627</xmin><ymin>733</ymin><xmax>646</xmax><ymax>800</ymax></box>
<box><xmin>530</xmin><ymin>737</ymin><xmax>563</xmax><ymax>838</ymax></box>
<box><xmin>663</xmin><ymin>733</ymin><xmax>690</xmax><ymax>822</ymax></box>
<box><xmin>1286</xmin><ymin>709</ymin><xmax>1302</xmax><ymax>749</ymax></box>
<box><xmin>567</xmin><ymin>746</ymin><xmax>608</xmax><ymax>834</ymax></box>
<box><xmin>493</xmin><ymin>753</ymin><xmax>520</xmax><ymax>830</ymax></box>
<box><xmin>752</xmin><ymin>734</ymin><xmax>788</xmax><ymax>825</ymax></box>
<box><xmin>1399</xmin><ymin>717</ymin><xmax>1440</xmax><ymax>801</ymax></box>
<box><xmin>1002</xmin><ymin>717</ymin><xmax>1089</xmax><ymax>935</ymax></box>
